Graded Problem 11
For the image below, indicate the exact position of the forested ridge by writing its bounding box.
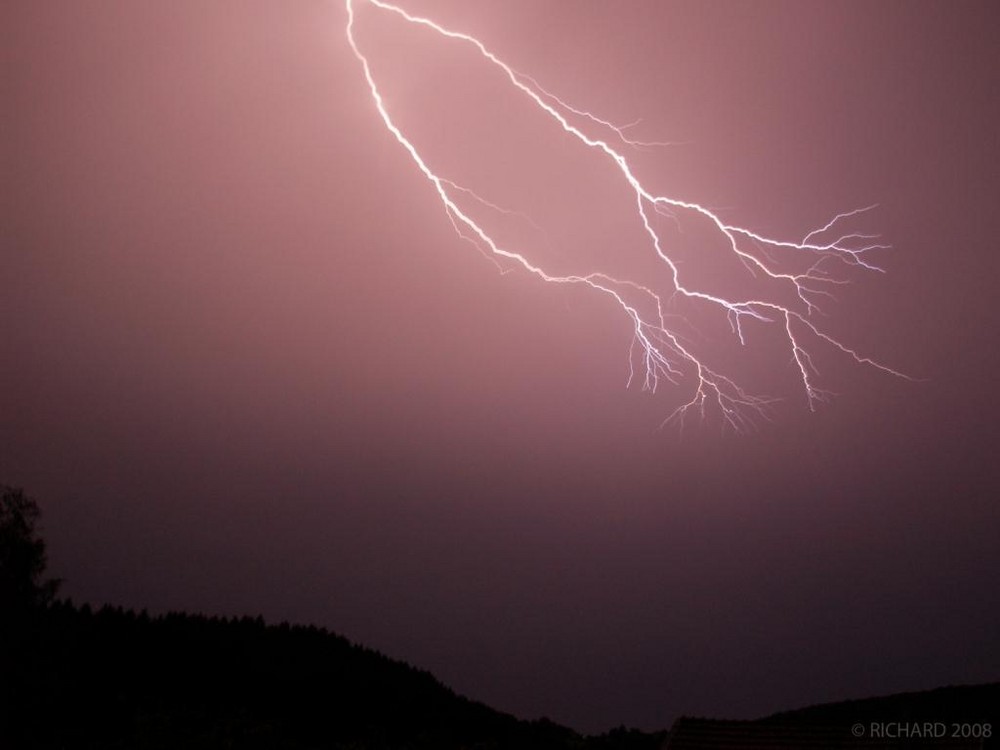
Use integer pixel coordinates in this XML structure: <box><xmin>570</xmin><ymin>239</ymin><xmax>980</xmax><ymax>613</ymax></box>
<box><xmin>1</xmin><ymin>600</ymin><xmax>663</xmax><ymax>749</ymax></box>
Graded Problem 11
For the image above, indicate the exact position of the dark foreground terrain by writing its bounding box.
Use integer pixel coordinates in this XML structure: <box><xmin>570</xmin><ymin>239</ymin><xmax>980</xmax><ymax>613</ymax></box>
<box><xmin>3</xmin><ymin>487</ymin><xmax>997</xmax><ymax>748</ymax></box>
<box><xmin>668</xmin><ymin>683</ymin><xmax>999</xmax><ymax>749</ymax></box>
<box><xmin>2</xmin><ymin>602</ymin><xmax>998</xmax><ymax>749</ymax></box>
<box><xmin>1</xmin><ymin>601</ymin><xmax>664</xmax><ymax>749</ymax></box>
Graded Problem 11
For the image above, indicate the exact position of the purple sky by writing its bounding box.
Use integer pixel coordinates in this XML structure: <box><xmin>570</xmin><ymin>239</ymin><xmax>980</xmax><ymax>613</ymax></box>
<box><xmin>3</xmin><ymin>0</ymin><xmax>999</xmax><ymax>733</ymax></box>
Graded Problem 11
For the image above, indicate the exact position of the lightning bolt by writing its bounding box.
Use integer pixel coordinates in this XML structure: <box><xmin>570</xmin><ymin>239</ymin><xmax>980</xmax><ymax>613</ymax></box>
<box><xmin>344</xmin><ymin>0</ymin><xmax>911</xmax><ymax>432</ymax></box>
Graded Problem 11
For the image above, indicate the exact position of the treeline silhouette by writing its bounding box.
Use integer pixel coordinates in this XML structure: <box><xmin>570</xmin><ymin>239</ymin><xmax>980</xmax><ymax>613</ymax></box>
<box><xmin>0</xmin><ymin>484</ymin><xmax>663</xmax><ymax>749</ymax></box>
<box><xmin>4</xmin><ymin>485</ymin><xmax>997</xmax><ymax>748</ymax></box>
<box><xmin>2</xmin><ymin>601</ymin><xmax>665</xmax><ymax>749</ymax></box>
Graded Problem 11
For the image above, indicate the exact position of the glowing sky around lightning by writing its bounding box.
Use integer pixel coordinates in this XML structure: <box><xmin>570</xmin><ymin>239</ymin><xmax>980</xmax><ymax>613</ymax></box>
<box><xmin>344</xmin><ymin>0</ymin><xmax>909</xmax><ymax>430</ymax></box>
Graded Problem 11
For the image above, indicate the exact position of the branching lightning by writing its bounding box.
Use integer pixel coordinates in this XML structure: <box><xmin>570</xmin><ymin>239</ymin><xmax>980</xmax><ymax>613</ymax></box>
<box><xmin>344</xmin><ymin>0</ymin><xmax>910</xmax><ymax>431</ymax></box>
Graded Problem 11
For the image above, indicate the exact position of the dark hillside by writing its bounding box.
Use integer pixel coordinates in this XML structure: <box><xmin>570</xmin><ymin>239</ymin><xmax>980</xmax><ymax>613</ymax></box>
<box><xmin>760</xmin><ymin>682</ymin><xmax>1000</xmax><ymax>728</ymax></box>
<box><xmin>665</xmin><ymin>684</ymin><xmax>999</xmax><ymax>749</ymax></box>
<box><xmin>1</xmin><ymin>601</ymin><xmax>665</xmax><ymax>750</ymax></box>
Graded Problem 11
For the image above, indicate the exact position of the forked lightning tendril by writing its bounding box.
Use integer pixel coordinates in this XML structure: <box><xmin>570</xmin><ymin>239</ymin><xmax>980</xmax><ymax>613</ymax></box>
<box><xmin>344</xmin><ymin>0</ymin><xmax>910</xmax><ymax>431</ymax></box>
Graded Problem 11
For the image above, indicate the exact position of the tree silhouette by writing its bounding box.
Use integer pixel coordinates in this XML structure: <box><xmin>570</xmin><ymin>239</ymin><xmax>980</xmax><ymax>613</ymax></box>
<box><xmin>0</xmin><ymin>484</ymin><xmax>60</xmax><ymax>615</ymax></box>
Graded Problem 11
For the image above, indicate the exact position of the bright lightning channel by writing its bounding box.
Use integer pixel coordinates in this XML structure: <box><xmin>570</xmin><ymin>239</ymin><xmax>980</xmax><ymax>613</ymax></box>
<box><xmin>344</xmin><ymin>0</ymin><xmax>910</xmax><ymax>432</ymax></box>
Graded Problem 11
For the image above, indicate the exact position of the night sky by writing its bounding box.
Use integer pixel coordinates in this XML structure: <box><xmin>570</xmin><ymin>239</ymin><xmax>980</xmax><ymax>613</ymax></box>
<box><xmin>3</xmin><ymin>0</ymin><xmax>999</xmax><ymax>734</ymax></box>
